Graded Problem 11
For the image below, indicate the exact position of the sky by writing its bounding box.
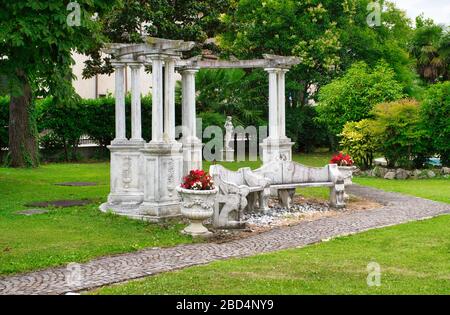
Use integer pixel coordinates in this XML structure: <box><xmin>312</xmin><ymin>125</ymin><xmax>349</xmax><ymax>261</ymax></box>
<box><xmin>389</xmin><ymin>0</ymin><xmax>449</xmax><ymax>25</ymax></box>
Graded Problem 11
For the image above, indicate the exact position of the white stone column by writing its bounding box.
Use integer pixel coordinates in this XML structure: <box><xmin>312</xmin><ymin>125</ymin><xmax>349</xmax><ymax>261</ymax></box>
<box><xmin>181</xmin><ymin>68</ymin><xmax>199</xmax><ymax>141</ymax></box>
<box><xmin>265</xmin><ymin>68</ymin><xmax>279</xmax><ymax>140</ymax></box>
<box><xmin>164</xmin><ymin>58</ymin><xmax>176</xmax><ymax>142</ymax></box>
<box><xmin>277</xmin><ymin>69</ymin><xmax>288</xmax><ymax>139</ymax></box>
<box><xmin>181</xmin><ymin>71</ymin><xmax>188</xmax><ymax>138</ymax></box>
<box><xmin>150</xmin><ymin>55</ymin><xmax>164</xmax><ymax>143</ymax></box>
<box><xmin>129</xmin><ymin>63</ymin><xmax>143</xmax><ymax>142</ymax></box>
<box><xmin>139</xmin><ymin>57</ymin><xmax>184</xmax><ymax>220</ymax></box>
<box><xmin>112</xmin><ymin>62</ymin><xmax>126</xmax><ymax>142</ymax></box>
<box><xmin>181</xmin><ymin>68</ymin><xmax>202</xmax><ymax>175</ymax></box>
<box><xmin>261</xmin><ymin>67</ymin><xmax>293</xmax><ymax>165</ymax></box>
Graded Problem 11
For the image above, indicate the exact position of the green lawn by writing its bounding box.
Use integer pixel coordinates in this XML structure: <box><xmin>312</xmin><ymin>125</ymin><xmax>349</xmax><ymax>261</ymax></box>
<box><xmin>0</xmin><ymin>163</ymin><xmax>193</xmax><ymax>275</ymax></box>
<box><xmin>0</xmin><ymin>153</ymin><xmax>448</xmax><ymax>278</ymax></box>
<box><xmin>91</xmin><ymin>214</ymin><xmax>450</xmax><ymax>295</ymax></box>
<box><xmin>354</xmin><ymin>177</ymin><xmax>450</xmax><ymax>204</ymax></box>
<box><xmin>0</xmin><ymin>154</ymin><xmax>330</xmax><ymax>275</ymax></box>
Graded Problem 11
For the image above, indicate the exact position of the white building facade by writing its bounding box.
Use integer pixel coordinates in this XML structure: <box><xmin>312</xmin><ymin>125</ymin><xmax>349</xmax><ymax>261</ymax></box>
<box><xmin>72</xmin><ymin>52</ymin><xmax>154</xmax><ymax>99</ymax></box>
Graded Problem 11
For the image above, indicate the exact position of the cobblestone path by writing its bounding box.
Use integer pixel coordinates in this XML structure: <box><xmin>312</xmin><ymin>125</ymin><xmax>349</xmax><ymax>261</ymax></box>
<box><xmin>1</xmin><ymin>185</ymin><xmax>449</xmax><ymax>295</ymax></box>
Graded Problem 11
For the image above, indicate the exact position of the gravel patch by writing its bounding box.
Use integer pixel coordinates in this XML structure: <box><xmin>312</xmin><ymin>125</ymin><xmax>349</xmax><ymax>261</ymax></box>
<box><xmin>244</xmin><ymin>202</ymin><xmax>330</xmax><ymax>227</ymax></box>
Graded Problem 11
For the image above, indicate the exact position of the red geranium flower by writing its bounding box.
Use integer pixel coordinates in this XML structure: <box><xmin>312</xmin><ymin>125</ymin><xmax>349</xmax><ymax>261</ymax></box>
<box><xmin>330</xmin><ymin>152</ymin><xmax>354</xmax><ymax>166</ymax></box>
<box><xmin>180</xmin><ymin>169</ymin><xmax>215</xmax><ymax>190</ymax></box>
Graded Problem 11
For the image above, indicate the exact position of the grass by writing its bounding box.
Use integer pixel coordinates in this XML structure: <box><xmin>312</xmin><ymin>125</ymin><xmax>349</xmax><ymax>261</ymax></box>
<box><xmin>0</xmin><ymin>152</ymin><xmax>448</xmax><ymax>278</ymax></box>
<box><xmin>91</xmin><ymin>214</ymin><xmax>450</xmax><ymax>295</ymax></box>
<box><xmin>0</xmin><ymin>153</ymin><xmax>330</xmax><ymax>275</ymax></box>
<box><xmin>0</xmin><ymin>163</ymin><xmax>193</xmax><ymax>275</ymax></box>
<box><xmin>354</xmin><ymin>177</ymin><xmax>450</xmax><ymax>204</ymax></box>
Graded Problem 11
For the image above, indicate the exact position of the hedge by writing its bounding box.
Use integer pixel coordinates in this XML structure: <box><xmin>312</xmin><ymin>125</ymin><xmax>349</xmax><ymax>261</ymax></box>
<box><xmin>34</xmin><ymin>94</ymin><xmax>153</xmax><ymax>161</ymax></box>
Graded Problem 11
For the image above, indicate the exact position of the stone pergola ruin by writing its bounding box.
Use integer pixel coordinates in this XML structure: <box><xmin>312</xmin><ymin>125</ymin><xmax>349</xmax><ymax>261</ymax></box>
<box><xmin>100</xmin><ymin>37</ymin><xmax>300</xmax><ymax>221</ymax></box>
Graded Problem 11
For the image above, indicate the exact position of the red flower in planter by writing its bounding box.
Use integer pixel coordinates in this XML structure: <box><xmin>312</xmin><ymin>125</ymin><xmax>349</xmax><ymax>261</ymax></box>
<box><xmin>330</xmin><ymin>152</ymin><xmax>354</xmax><ymax>166</ymax></box>
<box><xmin>180</xmin><ymin>169</ymin><xmax>215</xmax><ymax>190</ymax></box>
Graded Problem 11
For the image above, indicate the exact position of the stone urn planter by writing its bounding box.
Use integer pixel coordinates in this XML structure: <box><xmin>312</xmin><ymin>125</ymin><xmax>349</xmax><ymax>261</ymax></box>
<box><xmin>176</xmin><ymin>186</ymin><xmax>218</xmax><ymax>237</ymax></box>
<box><xmin>338</xmin><ymin>166</ymin><xmax>357</xmax><ymax>186</ymax></box>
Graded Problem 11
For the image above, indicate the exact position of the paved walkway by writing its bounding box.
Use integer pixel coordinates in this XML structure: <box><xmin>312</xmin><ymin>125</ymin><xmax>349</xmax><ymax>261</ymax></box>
<box><xmin>1</xmin><ymin>185</ymin><xmax>449</xmax><ymax>295</ymax></box>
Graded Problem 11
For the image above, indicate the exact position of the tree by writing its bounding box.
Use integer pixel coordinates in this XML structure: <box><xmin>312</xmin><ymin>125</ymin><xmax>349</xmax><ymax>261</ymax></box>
<box><xmin>103</xmin><ymin>0</ymin><xmax>231</xmax><ymax>42</ymax></box>
<box><xmin>218</xmin><ymin>0</ymin><xmax>416</xmax><ymax>106</ymax></box>
<box><xmin>340</xmin><ymin>119</ymin><xmax>383</xmax><ymax>169</ymax></box>
<box><xmin>0</xmin><ymin>0</ymin><xmax>112</xmax><ymax>167</ymax></box>
<box><xmin>373</xmin><ymin>99</ymin><xmax>428</xmax><ymax>169</ymax></box>
<box><xmin>410</xmin><ymin>15</ymin><xmax>450</xmax><ymax>84</ymax></box>
<box><xmin>316</xmin><ymin>61</ymin><xmax>404</xmax><ymax>148</ymax></box>
<box><xmin>196</xmin><ymin>68</ymin><xmax>267</xmax><ymax>127</ymax></box>
<box><xmin>83</xmin><ymin>0</ymin><xmax>232</xmax><ymax>78</ymax></box>
<box><xmin>421</xmin><ymin>82</ymin><xmax>450</xmax><ymax>166</ymax></box>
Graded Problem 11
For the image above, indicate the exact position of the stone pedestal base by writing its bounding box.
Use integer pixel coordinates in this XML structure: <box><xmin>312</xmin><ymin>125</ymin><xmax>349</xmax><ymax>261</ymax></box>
<box><xmin>260</xmin><ymin>138</ymin><xmax>294</xmax><ymax>164</ymax></box>
<box><xmin>106</xmin><ymin>142</ymin><xmax>145</xmax><ymax>206</ymax></box>
<box><xmin>221</xmin><ymin>149</ymin><xmax>235</xmax><ymax>162</ymax></box>
<box><xmin>182</xmin><ymin>138</ymin><xmax>203</xmax><ymax>175</ymax></box>
<box><xmin>99</xmin><ymin>203</ymin><xmax>175</xmax><ymax>222</ymax></box>
<box><xmin>182</xmin><ymin>221</ymin><xmax>213</xmax><ymax>237</ymax></box>
<box><xmin>138</xmin><ymin>141</ymin><xmax>184</xmax><ymax>219</ymax></box>
<box><xmin>100</xmin><ymin>141</ymin><xmax>184</xmax><ymax>221</ymax></box>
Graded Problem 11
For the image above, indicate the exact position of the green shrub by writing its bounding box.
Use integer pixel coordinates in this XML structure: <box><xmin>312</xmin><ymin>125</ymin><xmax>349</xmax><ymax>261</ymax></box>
<box><xmin>36</xmin><ymin>94</ymin><xmax>153</xmax><ymax>161</ymax></box>
<box><xmin>82</xmin><ymin>96</ymin><xmax>115</xmax><ymax>147</ymax></box>
<box><xmin>373</xmin><ymin>99</ymin><xmax>428</xmax><ymax>169</ymax></box>
<box><xmin>286</xmin><ymin>105</ymin><xmax>328</xmax><ymax>153</ymax></box>
<box><xmin>37</xmin><ymin>97</ymin><xmax>88</xmax><ymax>161</ymax></box>
<box><xmin>316</xmin><ymin>61</ymin><xmax>404</xmax><ymax>148</ymax></box>
<box><xmin>340</xmin><ymin>119</ymin><xmax>383</xmax><ymax>170</ymax></box>
<box><xmin>421</xmin><ymin>82</ymin><xmax>450</xmax><ymax>166</ymax></box>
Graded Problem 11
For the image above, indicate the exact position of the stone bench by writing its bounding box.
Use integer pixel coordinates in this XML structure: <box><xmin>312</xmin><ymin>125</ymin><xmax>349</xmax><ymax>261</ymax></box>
<box><xmin>209</xmin><ymin>165</ymin><xmax>271</xmax><ymax>229</ymax></box>
<box><xmin>253</xmin><ymin>161</ymin><xmax>345</xmax><ymax>208</ymax></box>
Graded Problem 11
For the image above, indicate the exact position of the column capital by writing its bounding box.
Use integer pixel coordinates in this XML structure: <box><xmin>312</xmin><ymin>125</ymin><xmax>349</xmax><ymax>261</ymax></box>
<box><xmin>265</xmin><ymin>67</ymin><xmax>289</xmax><ymax>73</ymax></box>
<box><xmin>128</xmin><ymin>62</ymin><xmax>143</xmax><ymax>70</ymax></box>
<box><xmin>148</xmin><ymin>54</ymin><xmax>165</xmax><ymax>61</ymax></box>
<box><xmin>277</xmin><ymin>68</ymin><xmax>290</xmax><ymax>74</ymax></box>
<box><xmin>164</xmin><ymin>56</ymin><xmax>180</xmax><ymax>62</ymax></box>
<box><xmin>111</xmin><ymin>61</ymin><xmax>126</xmax><ymax>69</ymax></box>
<box><xmin>180</xmin><ymin>67</ymin><xmax>200</xmax><ymax>74</ymax></box>
<box><xmin>264</xmin><ymin>67</ymin><xmax>279</xmax><ymax>73</ymax></box>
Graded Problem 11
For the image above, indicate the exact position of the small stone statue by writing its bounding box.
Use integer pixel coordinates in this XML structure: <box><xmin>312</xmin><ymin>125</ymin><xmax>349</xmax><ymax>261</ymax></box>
<box><xmin>222</xmin><ymin>116</ymin><xmax>235</xmax><ymax>161</ymax></box>
<box><xmin>224</xmin><ymin>116</ymin><xmax>234</xmax><ymax>150</ymax></box>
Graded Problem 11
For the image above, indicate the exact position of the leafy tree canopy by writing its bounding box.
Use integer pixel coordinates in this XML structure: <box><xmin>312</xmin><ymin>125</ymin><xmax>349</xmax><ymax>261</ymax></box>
<box><xmin>83</xmin><ymin>0</ymin><xmax>232</xmax><ymax>78</ymax></box>
<box><xmin>218</xmin><ymin>0</ymin><xmax>416</xmax><ymax>104</ymax></box>
<box><xmin>0</xmin><ymin>0</ymin><xmax>112</xmax><ymax>101</ymax></box>
<box><xmin>0</xmin><ymin>0</ymin><xmax>113</xmax><ymax>167</ymax></box>
<box><xmin>316</xmin><ymin>60</ymin><xmax>404</xmax><ymax>146</ymax></box>
<box><xmin>410</xmin><ymin>15</ymin><xmax>450</xmax><ymax>84</ymax></box>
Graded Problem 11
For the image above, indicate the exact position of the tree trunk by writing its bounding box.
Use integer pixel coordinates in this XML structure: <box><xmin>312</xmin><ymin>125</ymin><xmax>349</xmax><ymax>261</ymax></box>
<box><xmin>8</xmin><ymin>71</ymin><xmax>39</xmax><ymax>167</ymax></box>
